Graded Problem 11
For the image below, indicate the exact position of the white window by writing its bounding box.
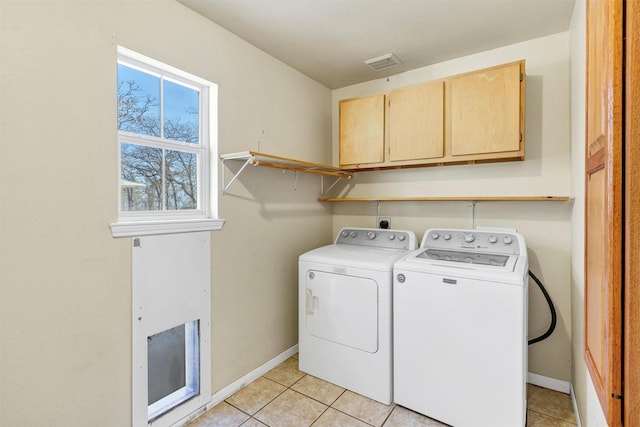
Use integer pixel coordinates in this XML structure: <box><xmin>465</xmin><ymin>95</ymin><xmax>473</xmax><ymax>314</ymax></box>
<box><xmin>112</xmin><ymin>47</ymin><xmax>222</xmax><ymax>237</ymax></box>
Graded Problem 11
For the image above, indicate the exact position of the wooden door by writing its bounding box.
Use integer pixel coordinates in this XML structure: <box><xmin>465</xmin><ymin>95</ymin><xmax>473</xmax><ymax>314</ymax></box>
<box><xmin>584</xmin><ymin>0</ymin><xmax>623</xmax><ymax>425</ymax></box>
<box><xmin>625</xmin><ymin>0</ymin><xmax>640</xmax><ymax>424</ymax></box>
<box><xmin>388</xmin><ymin>81</ymin><xmax>444</xmax><ymax>162</ymax></box>
<box><xmin>449</xmin><ymin>61</ymin><xmax>523</xmax><ymax>157</ymax></box>
<box><xmin>339</xmin><ymin>94</ymin><xmax>385</xmax><ymax>167</ymax></box>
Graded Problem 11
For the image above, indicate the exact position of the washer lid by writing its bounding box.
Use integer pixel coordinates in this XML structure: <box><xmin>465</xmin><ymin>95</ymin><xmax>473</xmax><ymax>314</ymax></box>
<box><xmin>395</xmin><ymin>249</ymin><xmax>528</xmax><ymax>284</ymax></box>
<box><xmin>417</xmin><ymin>249</ymin><xmax>510</xmax><ymax>267</ymax></box>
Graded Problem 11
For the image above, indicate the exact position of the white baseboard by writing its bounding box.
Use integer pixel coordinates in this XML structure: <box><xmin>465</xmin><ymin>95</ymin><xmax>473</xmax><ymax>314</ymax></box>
<box><xmin>172</xmin><ymin>344</ymin><xmax>299</xmax><ymax>427</ymax></box>
<box><xmin>527</xmin><ymin>372</ymin><xmax>571</xmax><ymax>394</ymax></box>
<box><xmin>570</xmin><ymin>383</ymin><xmax>583</xmax><ymax>427</ymax></box>
<box><xmin>209</xmin><ymin>344</ymin><xmax>299</xmax><ymax>406</ymax></box>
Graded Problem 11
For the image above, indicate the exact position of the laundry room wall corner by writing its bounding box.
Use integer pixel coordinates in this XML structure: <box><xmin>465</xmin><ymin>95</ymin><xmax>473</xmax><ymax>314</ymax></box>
<box><xmin>331</xmin><ymin>32</ymin><xmax>573</xmax><ymax>384</ymax></box>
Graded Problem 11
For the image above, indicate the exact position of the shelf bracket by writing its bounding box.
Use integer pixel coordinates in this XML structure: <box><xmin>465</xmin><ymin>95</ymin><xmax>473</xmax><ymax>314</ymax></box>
<box><xmin>222</xmin><ymin>155</ymin><xmax>254</xmax><ymax>194</ymax></box>
<box><xmin>321</xmin><ymin>175</ymin><xmax>344</xmax><ymax>195</ymax></box>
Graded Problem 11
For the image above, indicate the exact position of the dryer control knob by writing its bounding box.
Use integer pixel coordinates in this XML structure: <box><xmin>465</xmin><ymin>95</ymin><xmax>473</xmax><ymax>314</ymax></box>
<box><xmin>488</xmin><ymin>235</ymin><xmax>498</xmax><ymax>244</ymax></box>
<box><xmin>350</xmin><ymin>231</ymin><xmax>358</xmax><ymax>238</ymax></box>
<box><xmin>431</xmin><ymin>233</ymin><xmax>440</xmax><ymax>240</ymax></box>
<box><xmin>503</xmin><ymin>235</ymin><xmax>513</xmax><ymax>245</ymax></box>
<box><xmin>341</xmin><ymin>231</ymin><xmax>349</xmax><ymax>238</ymax></box>
<box><xmin>443</xmin><ymin>233</ymin><xmax>452</xmax><ymax>240</ymax></box>
<box><xmin>464</xmin><ymin>233</ymin><xmax>475</xmax><ymax>243</ymax></box>
<box><xmin>388</xmin><ymin>234</ymin><xmax>396</xmax><ymax>240</ymax></box>
<box><xmin>398</xmin><ymin>235</ymin><xmax>406</xmax><ymax>241</ymax></box>
<box><xmin>367</xmin><ymin>231</ymin><xmax>376</xmax><ymax>240</ymax></box>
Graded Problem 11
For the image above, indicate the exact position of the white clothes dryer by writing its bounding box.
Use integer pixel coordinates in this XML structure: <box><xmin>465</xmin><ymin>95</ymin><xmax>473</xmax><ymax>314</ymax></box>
<box><xmin>298</xmin><ymin>227</ymin><xmax>417</xmax><ymax>405</ymax></box>
<box><xmin>393</xmin><ymin>228</ymin><xmax>528</xmax><ymax>427</ymax></box>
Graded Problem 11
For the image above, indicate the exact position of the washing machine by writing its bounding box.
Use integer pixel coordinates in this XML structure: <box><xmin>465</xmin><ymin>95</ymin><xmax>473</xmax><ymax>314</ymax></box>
<box><xmin>298</xmin><ymin>227</ymin><xmax>417</xmax><ymax>405</ymax></box>
<box><xmin>393</xmin><ymin>228</ymin><xmax>528</xmax><ymax>427</ymax></box>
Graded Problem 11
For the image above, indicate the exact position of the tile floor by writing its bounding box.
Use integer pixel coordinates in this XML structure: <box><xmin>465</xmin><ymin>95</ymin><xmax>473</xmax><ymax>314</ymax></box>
<box><xmin>189</xmin><ymin>354</ymin><xmax>577</xmax><ymax>427</ymax></box>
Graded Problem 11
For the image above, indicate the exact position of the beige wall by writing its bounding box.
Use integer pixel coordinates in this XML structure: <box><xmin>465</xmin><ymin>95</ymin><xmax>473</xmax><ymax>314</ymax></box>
<box><xmin>331</xmin><ymin>33</ymin><xmax>574</xmax><ymax>383</ymax></box>
<box><xmin>569</xmin><ymin>0</ymin><xmax>608</xmax><ymax>424</ymax></box>
<box><xmin>0</xmin><ymin>0</ymin><xmax>609</xmax><ymax>425</ymax></box>
<box><xmin>0</xmin><ymin>0</ymin><xmax>332</xmax><ymax>425</ymax></box>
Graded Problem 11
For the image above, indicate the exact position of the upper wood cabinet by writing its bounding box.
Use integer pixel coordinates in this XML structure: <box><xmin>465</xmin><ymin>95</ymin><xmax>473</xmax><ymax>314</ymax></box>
<box><xmin>389</xmin><ymin>81</ymin><xmax>444</xmax><ymax>163</ymax></box>
<box><xmin>338</xmin><ymin>60</ymin><xmax>525</xmax><ymax>170</ymax></box>
<box><xmin>449</xmin><ymin>61</ymin><xmax>524</xmax><ymax>159</ymax></box>
<box><xmin>339</xmin><ymin>94</ymin><xmax>385</xmax><ymax>166</ymax></box>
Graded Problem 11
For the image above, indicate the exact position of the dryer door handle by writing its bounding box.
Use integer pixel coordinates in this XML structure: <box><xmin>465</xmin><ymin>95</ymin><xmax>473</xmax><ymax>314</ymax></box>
<box><xmin>306</xmin><ymin>289</ymin><xmax>314</xmax><ymax>314</ymax></box>
<box><xmin>306</xmin><ymin>289</ymin><xmax>319</xmax><ymax>315</ymax></box>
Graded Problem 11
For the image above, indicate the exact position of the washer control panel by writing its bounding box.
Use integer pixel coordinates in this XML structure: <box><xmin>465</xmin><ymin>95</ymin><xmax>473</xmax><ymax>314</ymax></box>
<box><xmin>421</xmin><ymin>229</ymin><xmax>522</xmax><ymax>255</ymax></box>
<box><xmin>336</xmin><ymin>228</ymin><xmax>417</xmax><ymax>250</ymax></box>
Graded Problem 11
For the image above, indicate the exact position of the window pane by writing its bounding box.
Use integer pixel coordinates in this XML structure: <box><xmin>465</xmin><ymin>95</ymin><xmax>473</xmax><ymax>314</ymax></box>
<box><xmin>120</xmin><ymin>143</ymin><xmax>162</xmax><ymax>211</ymax></box>
<box><xmin>117</xmin><ymin>64</ymin><xmax>160</xmax><ymax>137</ymax></box>
<box><xmin>163</xmin><ymin>80</ymin><xmax>200</xmax><ymax>144</ymax></box>
<box><xmin>165</xmin><ymin>150</ymin><xmax>198</xmax><ymax>210</ymax></box>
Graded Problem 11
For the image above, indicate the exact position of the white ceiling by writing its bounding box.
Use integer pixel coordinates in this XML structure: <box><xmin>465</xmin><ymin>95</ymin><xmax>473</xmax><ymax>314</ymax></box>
<box><xmin>178</xmin><ymin>0</ymin><xmax>576</xmax><ymax>89</ymax></box>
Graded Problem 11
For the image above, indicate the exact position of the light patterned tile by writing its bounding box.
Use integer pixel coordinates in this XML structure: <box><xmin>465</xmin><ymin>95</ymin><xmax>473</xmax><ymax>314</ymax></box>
<box><xmin>291</xmin><ymin>374</ymin><xmax>346</xmax><ymax>405</ymax></box>
<box><xmin>527</xmin><ymin>410</ymin><xmax>577</xmax><ymax>427</ymax></box>
<box><xmin>313</xmin><ymin>407</ymin><xmax>370</xmax><ymax>427</ymax></box>
<box><xmin>226</xmin><ymin>377</ymin><xmax>286</xmax><ymax>415</ymax></box>
<box><xmin>263</xmin><ymin>357</ymin><xmax>305</xmax><ymax>387</ymax></box>
<box><xmin>383</xmin><ymin>405</ymin><xmax>449</xmax><ymax>426</ymax></box>
<box><xmin>527</xmin><ymin>385</ymin><xmax>577</xmax><ymax>423</ymax></box>
<box><xmin>188</xmin><ymin>401</ymin><xmax>249</xmax><ymax>427</ymax></box>
<box><xmin>332</xmin><ymin>390</ymin><xmax>394</xmax><ymax>427</ymax></box>
<box><xmin>254</xmin><ymin>389</ymin><xmax>327</xmax><ymax>427</ymax></box>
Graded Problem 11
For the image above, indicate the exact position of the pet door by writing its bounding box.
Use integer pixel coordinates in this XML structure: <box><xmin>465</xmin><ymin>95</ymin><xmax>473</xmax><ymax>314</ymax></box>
<box><xmin>147</xmin><ymin>320</ymin><xmax>200</xmax><ymax>421</ymax></box>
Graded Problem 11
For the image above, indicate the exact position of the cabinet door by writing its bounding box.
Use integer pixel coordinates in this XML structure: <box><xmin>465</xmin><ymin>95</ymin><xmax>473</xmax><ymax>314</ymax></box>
<box><xmin>339</xmin><ymin>94</ymin><xmax>385</xmax><ymax>167</ymax></box>
<box><xmin>584</xmin><ymin>0</ymin><xmax>623</xmax><ymax>425</ymax></box>
<box><xmin>389</xmin><ymin>81</ymin><xmax>444</xmax><ymax>162</ymax></box>
<box><xmin>625</xmin><ymin>1</ymin><xmax>640</xmax><ymax>424</ymax></box>
<box><xmin>450</xmin><ymin>62</ymin><xmax>523</xmax><ymax>157</ymax></box>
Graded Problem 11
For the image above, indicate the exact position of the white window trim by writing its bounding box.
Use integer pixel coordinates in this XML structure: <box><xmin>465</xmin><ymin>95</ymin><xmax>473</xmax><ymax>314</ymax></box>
<box><xmin>111</xmin><ymin>218</ymin><xmax>224</xmax><ymax>237</ymax></box>
<box><xmin>111</xmin><ymin>46</ymin><xmax>223</xmax><ymax>237</ymax></box>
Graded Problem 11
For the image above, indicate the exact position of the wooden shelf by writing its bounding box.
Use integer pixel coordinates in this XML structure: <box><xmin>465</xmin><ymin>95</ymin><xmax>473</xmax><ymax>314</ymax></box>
<box><xmin>319</xmin><ymin>196</ymin><xmax>571</xmax><ymax>202</ymax></box>
<box><xmin>221</xmin><ymin>151</ymin><xmax>351</xmax><ymax>193</ymax></box>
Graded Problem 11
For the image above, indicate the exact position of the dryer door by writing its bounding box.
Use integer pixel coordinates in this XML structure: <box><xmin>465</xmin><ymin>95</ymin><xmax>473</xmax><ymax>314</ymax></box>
<box><xmin>305</xmin><ymin>270</ymin><xmax>378</xmax><ymax>353</ymax></box>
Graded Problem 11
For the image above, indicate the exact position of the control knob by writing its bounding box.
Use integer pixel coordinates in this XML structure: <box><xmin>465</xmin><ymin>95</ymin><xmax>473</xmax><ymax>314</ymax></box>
<box><xmin>443</xmin><ymin>233</ymin><xmax>452</xmax><ymax>240</ymax></box>
<box><xmin>341</xmin><ymin>231</ymin><xmax>349</xmax><ymax>238</ymax></box>
<box><xmin>367</xmin><ymin>231</ymin><xmax>376</xmax><ymax>240</ymax></box>
<box><xmin>431</xmin><ymin>233</ymin><xmax>440</xmax><ymax>240</ymax></box>
<box><xmin>464</xmin><ymin>233</ymin><xmax>475</xmax><ymax>243</ymax></box>
<box><xmin>503</xmin><ymin>235</ymin><xmax>513</xmax><ymax>245</ymax></box>
<box><xmin>350</xmin><ymin>231</ymin><xmax>358</xmax><ymax>238</ymax></box>
<box><xmin>398</xmin><ymin>234</ymin><xmax>406</xmax><ymax>241</ymax></box>
<box><xmin>488</xmin><ymin>235</ymin><xmax>498</xmax><ymax>244</ymax></box>
<box><xmin>388</xmin><ymin>234</ymin><xmax>396</xmax><ymax>240</ymax></box>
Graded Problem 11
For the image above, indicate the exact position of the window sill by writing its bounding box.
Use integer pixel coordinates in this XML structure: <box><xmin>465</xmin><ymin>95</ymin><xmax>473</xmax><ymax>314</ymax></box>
<box><xmin>110</xmin><ymin>218</ymin><xmax>225</xmax><ymax>238</ymax></box>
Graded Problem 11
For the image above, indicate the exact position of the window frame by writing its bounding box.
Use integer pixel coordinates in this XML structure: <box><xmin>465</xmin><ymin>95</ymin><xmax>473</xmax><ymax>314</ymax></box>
<box><xmin>111</xmin><ymin>47</ymin><xmax>223</xmax><ymax>237</ymax></box>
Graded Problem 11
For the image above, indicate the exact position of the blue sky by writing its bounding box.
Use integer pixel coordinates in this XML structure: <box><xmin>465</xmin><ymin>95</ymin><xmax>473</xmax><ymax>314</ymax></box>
<box><xmin>118</xmin><ymin>64</ymin><xmax>199</xmax><ymax>138</ymax></box>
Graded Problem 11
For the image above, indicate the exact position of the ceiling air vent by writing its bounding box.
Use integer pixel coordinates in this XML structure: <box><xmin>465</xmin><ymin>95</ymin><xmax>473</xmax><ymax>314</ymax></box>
<box><xmin>364</xmin><ymin>53</ymin><xmax>402</xmax><ymax>71</ymax></box>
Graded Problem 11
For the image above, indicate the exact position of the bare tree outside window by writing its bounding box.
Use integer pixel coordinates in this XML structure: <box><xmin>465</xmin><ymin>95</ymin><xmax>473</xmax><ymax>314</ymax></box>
<box><xmin>118</xmin><ymin>64</ymin><xmax>200</xmax><ymax>212</ymax></box>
